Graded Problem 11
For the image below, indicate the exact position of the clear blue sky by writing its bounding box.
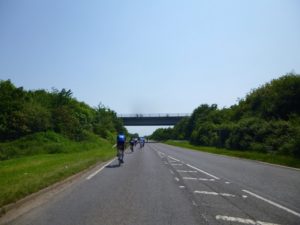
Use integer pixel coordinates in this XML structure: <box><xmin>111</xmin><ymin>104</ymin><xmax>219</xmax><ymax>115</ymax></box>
<box><xmin>1</xmin><ymin>0</ymin><xmax>300</xmax><ymax>135</ymax></box>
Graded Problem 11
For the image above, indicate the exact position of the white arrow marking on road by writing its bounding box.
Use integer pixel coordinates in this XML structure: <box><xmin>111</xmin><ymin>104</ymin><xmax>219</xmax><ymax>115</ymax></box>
<box><xmin>216</xmin><ymin>215</ymin><xmax>280</xmax><ymax>225</ymax></box>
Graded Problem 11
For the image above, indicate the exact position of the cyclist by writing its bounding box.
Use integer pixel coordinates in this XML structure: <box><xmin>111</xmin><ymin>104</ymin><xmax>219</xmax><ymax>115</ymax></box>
<box><xmin>139</xmin><ymin>137</ymin><xmax>145</xmax><ymax>148</ymax></box>
<box><xmin>117</xmin><ymin>132</ymin><xmax>126</xmax><ymax>164</ymax></box>
<box><xmin>129</xmin><ymin>138</ymin><xmax>134</xmax><ymax>152</ymax></box>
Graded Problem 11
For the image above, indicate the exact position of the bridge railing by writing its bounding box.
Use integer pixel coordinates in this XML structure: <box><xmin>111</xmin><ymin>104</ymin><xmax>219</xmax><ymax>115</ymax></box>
<box><xmin>117</xmin><ymin>113</ymin><xmax>191</xmax><ymax>118</ymax></box>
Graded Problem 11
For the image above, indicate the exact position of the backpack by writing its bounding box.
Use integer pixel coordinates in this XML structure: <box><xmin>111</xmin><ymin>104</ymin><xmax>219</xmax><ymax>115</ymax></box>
<box><xmin>117</xmin><ymin>134</ymin><xmax>125</xmax><ymax>143</ymax></box>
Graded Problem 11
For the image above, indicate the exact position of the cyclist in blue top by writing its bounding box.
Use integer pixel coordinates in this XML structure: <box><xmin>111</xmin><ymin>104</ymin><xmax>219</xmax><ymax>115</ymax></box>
<box><xmin>117</xmin><ymin>132</ymin><xmax>126</xmax><ymax>164</ymax></box>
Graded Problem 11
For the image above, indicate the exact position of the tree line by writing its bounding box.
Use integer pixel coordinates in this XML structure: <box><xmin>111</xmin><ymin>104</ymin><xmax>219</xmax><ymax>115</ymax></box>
<box><xmin>0</xmin><ymin>80</ymin><xmax>126</xmax><ymax>142</ymax></box>
<box><xmin>150</xmin><ymin>74</ymin><xmax>300</xmax><ymax>158</ymax></box>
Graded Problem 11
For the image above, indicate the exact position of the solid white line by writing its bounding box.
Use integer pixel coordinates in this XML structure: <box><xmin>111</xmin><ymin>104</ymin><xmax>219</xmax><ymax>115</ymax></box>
<box><xmin>194</xmin><ymin>191</ymin><xmax>235</xmax><ymax>197</ymax></box>
<box><xmin>216</xmin><ymin>215</ymin><xmax>280</xmax><ymax>225</ymax></box>
<box><xmin>186</xmin><ymin>164</ymin><xmax>220</xmax><ymax>180</ymax></box>
<box><xmin>86</xmin><ymin>158</ymin><xmax>116</xmax><ymax>180</ymax></box>
<box><xmin>242</xmin><ymin>190</ymin><xmax>300</xmax><ymax>218</ymax></box>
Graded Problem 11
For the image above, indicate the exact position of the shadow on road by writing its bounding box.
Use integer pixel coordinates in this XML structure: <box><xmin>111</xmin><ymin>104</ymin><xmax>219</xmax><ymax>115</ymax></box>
<box><xmin>106</xmin><ymin>164</ymin><xmax>121</xmax><ymax>168</ymax></box>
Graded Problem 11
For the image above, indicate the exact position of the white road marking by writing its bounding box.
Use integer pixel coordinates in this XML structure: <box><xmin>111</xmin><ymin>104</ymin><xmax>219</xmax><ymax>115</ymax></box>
<box><xmin>198</xmin><ymin>178</ymin><xmax>215</xmax><ymax>181</ymax></box>
<box><xmin>243</xmin><ymin>190</ymin><xmax>300</xmax><ymax>218</ymax></box>
<box><xmin>86</xmin><ymin>158</ymin><xmax>116</xmax><ymax>180</ymax></box>
<box><xmin>186</xmin><ymin>164</ymin><xmax>220</xmax><ymax>180</ymax></box>
<box><xmin>183</xmin><ymin>177</ymin><xmax>197</xmax><ymax>180</ymax></box>
<box><xmin>168</xmin><ymin>156</ymin><xmax>180</xmax><ymax>162</ymax></box>
<box><xmin>174</xmin><ymin>177</ymin><xmax>180</xmax><ymax>182</ymax></box>
<box><xmin>170</xmin><ymin>163</ymin><xmax>183</xmax><ymax>166</ymax></box>
<box><xmin>182</xmin><ymin>177</ymin><xmax>215</xmax><ymax>181</ymax></box>
<box><xmin>177</xmin><ymin>170</ymin><xmax>197</xmax><ymax>173</ymax></box>
<box><xmin>225</xmin><ymin>181</ymin><xmax>231</xmax><ymax>184</ymax></box>
<box><xmin>194</xmin><ymin>191</ymin><xmax>235</xmax><ymax>197</ymax></box>
<box><xmin>216</xmin><ymin>215</ymin><xmax>280</xmax><ymax>225</ymax></box>
<box><xmin>242</xmin><ymin>195</ymin><xmax>248</xmax><ymax>199</ymax></box>
<box><xmin>169</xmin><ymin>169</ymin><xmax>174</xmax><ymax>175</ymax></box>
<box><xmin>179</xmin><ymin>186</ymin><xmax>185</xmax><ymax>189</ymax></box>
<box><xmin>157</xmin><ymin>152</ymin><xmax>165</xmax><ymax>158</ymax></box>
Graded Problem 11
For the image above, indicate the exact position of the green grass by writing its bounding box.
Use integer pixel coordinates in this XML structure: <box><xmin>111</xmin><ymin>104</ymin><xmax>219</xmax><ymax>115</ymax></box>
<box><xmin>165</xmin><ymin>140</ymin><xmax>300</xmax><ymax>169</ymax></box>
<box><xmin>0</xmin><ymin>132</ymin><xmax>116</xmax><ymax>209</ymax></box>
<box><xmin>0</xmin><ymin>131</ymin><xmax>112</xmax><ymax>160</ymax></box>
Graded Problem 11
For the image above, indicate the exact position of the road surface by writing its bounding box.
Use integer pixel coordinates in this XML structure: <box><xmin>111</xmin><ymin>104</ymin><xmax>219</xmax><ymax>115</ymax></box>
<box><xmin>1</xmin><ymin>143</ymin><xmax>300</xmax><ymax>225</ymax></box>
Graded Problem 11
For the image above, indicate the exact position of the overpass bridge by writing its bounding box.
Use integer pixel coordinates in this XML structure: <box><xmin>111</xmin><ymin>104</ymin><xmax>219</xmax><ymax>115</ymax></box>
<box><xmin>118</xmin><ymin>113</ymin><xmax>190</xmax><ymax>126</ymax></box>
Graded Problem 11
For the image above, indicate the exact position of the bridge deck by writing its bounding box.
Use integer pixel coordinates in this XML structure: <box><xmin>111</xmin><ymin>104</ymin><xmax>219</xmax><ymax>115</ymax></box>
<box><xmin>118</xmin><ymin>114</ymin><xmax>190</xmax><ymax>126</ymax></box>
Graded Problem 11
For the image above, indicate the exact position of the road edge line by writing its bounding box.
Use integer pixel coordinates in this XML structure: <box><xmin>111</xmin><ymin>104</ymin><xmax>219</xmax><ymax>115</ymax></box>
<box><xmin>86</xmin><ymin>158</ymin><xmax>116</xmax><ymax>180</ymax></box>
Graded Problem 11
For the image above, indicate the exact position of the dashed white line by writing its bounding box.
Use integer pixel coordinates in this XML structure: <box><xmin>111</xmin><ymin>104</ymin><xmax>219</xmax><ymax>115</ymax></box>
<box><xmin>169</xmin><ymin>169</ymin><xmax>174</xmax><ymax>175</ymax></box>
<box><xmin>242</xmin><ymin>190</ymin><xmax>300</xmax><ymax>218</ymax></box>
<box><xmin>182</xmin><ymin>177</ymin><xmax>215</xmax><ymax>181</ymax></box>
<box><xmin>86</xmin><ymin>158</ymin><xmax>116</xmax><ymax>180</ymax></box>
<box><xmin>194</xmin><ymin>191</ymin><xmax>235</xmax><ymax>197</ymax></box>
<box><xmin>183</xmin><ymin>177</ymin><xmax>197</xmax><ymax>180</ymax></box>
<box><xmin>216</xmin><ymin>215</ymin><xmax>280</xmax><ymax>225</ymax></box>
<box><xmin>192</xmin><ymin>200</ymin><xmax>198</xmax><ymax>206</ymax></box>
<box><xmin>157</xmin><ymin>151</ymin><xmax>165</xmax><ymax>156</ymax></box>
<box><xmin>179</xmin><ymin>186</ymin><xmax>185</xmax><ymax>189</ymax></box>
<box><xmin>168</xmin><ymin>156</ymin><xmax>180</xmax><ymax>162</ymax></box>
<box><xmin>170</xmin><ymin>163</ymin><xmax>183</xmax><ymax>166</ymax></box>
<box><xmin>186</xmin><ymin>164</ymin><xmax>220</xmax><ymax>180</ymax></box>
<box><xmin>174</xmin><ymin>177</ymin><xmax>180</xmax><ymax>182</ymax></box>
<box><xmin>198</xmin><ymin>178</ymin><xmax>215</xmax><ymax>181</ymax></box>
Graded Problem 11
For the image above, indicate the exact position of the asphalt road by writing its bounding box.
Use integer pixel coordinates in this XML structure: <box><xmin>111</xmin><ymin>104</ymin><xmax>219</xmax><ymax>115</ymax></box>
<box><xmin>2</xmin><ymin>143</ymin><xmax>300</xmax><ymax>225</ymax></box>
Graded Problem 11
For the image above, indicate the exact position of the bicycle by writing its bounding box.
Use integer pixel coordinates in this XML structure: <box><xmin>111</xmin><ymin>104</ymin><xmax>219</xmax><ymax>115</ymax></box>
<box><xmin>117</xmin><ymin>145</ymin><xmax>124</xmax><ymax>166</ymax></box>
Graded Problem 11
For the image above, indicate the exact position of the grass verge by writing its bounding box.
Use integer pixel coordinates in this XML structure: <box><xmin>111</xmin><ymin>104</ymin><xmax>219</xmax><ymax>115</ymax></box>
<box><xmin>165</xmin><ymin>140</ymin><xmax>300</xmax><ymax>169</ymax></box>
<box><xmin>0</xmin><ymin>132</ymin><xmax>115</xmax><ymax>209</ymax></box>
